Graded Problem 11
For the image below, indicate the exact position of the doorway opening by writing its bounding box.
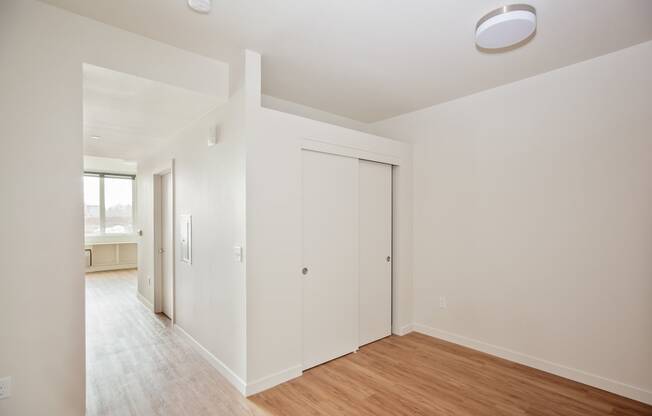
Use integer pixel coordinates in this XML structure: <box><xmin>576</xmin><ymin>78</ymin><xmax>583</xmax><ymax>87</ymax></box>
<box><xmin>153</xmin><ymin>167</ymin><xmax>174</xmax><ymax>321</ymax></box>
<box><xmin>81</xmin><ymin>63</ymin><xmax>220</xmax><ymax>414</ymax></box>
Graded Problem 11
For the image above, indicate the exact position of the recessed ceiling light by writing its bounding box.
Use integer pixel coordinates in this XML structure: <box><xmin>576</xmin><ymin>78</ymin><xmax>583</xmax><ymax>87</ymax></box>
<box><xmin>90</xmin><ymin>135</ymin><xmax>102</xmax><ymax>140</ymax></box>
<box><xmin>475</xmin><ymin>4</ymin><xmax>536</xmax><ymax>50</ymax></box>
<box><xmin>188</xmin><ymin>0</ymin><xmax>211</xmax><ymax>14</ymax></box>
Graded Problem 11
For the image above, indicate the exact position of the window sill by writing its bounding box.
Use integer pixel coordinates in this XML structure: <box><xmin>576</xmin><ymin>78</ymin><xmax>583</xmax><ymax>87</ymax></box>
<box><xmin>85</xmin><ymin>234</ymin><xmax>138</xmax><ymax>245</ymax></box>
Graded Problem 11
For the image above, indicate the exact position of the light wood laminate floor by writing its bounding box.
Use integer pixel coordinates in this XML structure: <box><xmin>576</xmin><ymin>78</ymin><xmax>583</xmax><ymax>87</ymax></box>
<box><xmin>253</xmin><ymin>334</ymin><xmax>652</xmax><ymax>416</ymax></box>
<box><xmin>87</xmin><ymin>270</ymin><xmax>652</xmax><ymax>416</ymax></box>
<box><xmin>86</xmin><ymin>270</ymin><xmax>264</xmax><ymax>416</ymax></box>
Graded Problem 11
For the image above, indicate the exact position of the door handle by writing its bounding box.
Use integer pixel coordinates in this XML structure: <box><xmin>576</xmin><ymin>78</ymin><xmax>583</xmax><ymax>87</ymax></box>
<box><xmin>159</xmin><ymin>248</ymin><xmax>165</xmax><ymax>254</ymax></box>
<box><xmin>302</xmin><ymin>267</ymin><xmax>309</xmax><ymax>276</ymax></box>
<box><xmin>386</xmin><ymin>256</ymin><xmax>391</xmax><ymax>262</ymax></box>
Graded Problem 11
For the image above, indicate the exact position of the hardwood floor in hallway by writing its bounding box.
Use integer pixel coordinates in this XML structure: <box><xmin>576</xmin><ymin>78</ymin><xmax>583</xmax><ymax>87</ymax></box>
<box><xmin>85</xmin><ymin>270</ymin><xmax>264</xmax><ymax>416</ymax></box>
<box><xmin>87</xmin><ymin>270</ymin><xmax>652</xmax><ymax>416</ymax></box>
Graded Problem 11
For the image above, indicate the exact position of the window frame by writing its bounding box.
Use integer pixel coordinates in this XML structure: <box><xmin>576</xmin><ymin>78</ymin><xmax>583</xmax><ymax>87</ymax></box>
<box><xmin>84</xmin><ymin>171</ymin><xmax>136</xmax><ymax>237</ymax></box>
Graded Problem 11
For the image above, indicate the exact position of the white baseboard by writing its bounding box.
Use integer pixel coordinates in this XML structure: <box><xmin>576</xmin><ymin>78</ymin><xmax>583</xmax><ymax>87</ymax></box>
<box><xmin>173</xmin><ymin>324</ymin><xmax>247</xmax><ymax>395</ymax></box>
<box><xmin>86</xmin><ymin>264</ymin><xmax>137</xmax><ymax>273</ymax></box>
<box><xmin>413</xmin><ymin>323</ymin><xmax>652</xmax><ymax>405</ymax></box>
<box><xmin>137</xmin><ymin>292</ymin><xmax>153</xmax><ymax>311</ymax></box>
<box><xmin>245</xmin><ymin>365</ymin><xmax>302</xmax><ymax>396</ymax></box>
<box><xmin>173</xmin><ymin>324</ymin><xmax>303</xmax><ymax>396</ymax></box>
<box><xmin>394</xmin><ymin>323</ymin><xmax>414</xmax><ymax>336</ymax></box>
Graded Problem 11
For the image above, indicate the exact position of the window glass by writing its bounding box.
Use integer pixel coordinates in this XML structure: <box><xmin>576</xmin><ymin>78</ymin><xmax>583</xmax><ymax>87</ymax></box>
<box><xmin>104</xmin><ymin>177</ymin><xmax>134</xmax><ymax>234</ymax></box>
<box><xmin>84</xmin><ymin>176</ymin><xmax>101</xmax><ymax>235</ymax></box>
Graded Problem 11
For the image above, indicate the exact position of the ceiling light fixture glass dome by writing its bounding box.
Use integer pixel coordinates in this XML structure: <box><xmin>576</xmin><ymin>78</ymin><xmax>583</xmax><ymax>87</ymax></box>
<box><xmin>475</xmin><ymin>4</ymin><xmax>537</xmax><ymax>50</ymax></box>
<box><xmin>188</xmin><ymin>0</ymin><xmax>211</xmax><ymax>14</ymax></box>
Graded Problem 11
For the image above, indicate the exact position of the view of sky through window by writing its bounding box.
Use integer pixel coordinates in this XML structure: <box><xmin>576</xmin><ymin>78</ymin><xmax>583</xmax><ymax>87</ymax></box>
<box><xmin>84</xmin><ymin>174</ymin><xmax>134</xmax><ymax>235</ymax></box>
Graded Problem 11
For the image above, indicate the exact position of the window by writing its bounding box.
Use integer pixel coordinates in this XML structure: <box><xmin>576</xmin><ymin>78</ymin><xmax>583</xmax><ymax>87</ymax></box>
<box><xmin>104</xmin><ymin>177</ymin><xmax>134</xmax><ymax>234</ymax></box>
<box><xmin>84</xmin><ymin>173</ymin><xmax>135</xmax><ymax>236</ymax></box>
<box><xmin>83</xmin><ymin>176</ymin><xmax>101</xmax><ymax>235</ymax></box>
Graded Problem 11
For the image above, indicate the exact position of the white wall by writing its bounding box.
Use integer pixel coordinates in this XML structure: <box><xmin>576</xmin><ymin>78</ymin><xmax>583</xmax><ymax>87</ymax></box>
<box><xmin>137</xmin><ymin>95</ymin><xmax>248</xmax><ymax>385</ymax></box>
<box><xmin>0</xmin><ymin>1</ymin><xmax>228</xmax><ymax>414</ymax></box>
<box><xmin>373</xmin><ymin>41</ymin><xmax>652</xmax><ymax>403</ymax></box>
<box><xmin>136</xmin><ymin>51</ymin><xmax>254</xmax><ymax>390</ymax></box>
<box><xmin>262</xmin><ymin>95</ymin><xmax>374</xmax><ymax>133</ymax></box>
<box><xmin>245</xmin><ymin>53</ymin><xmax>413</xmax><ymax>393</ymax></box>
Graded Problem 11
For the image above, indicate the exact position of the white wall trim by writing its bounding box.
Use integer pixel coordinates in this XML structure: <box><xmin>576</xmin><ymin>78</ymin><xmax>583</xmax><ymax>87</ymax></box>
<box><xmin>175</xmin><ymin>324</ymin><xmax>302</xmax><ymax>397</ymax></box>
<box><xmin>412</xmin><ymin>323</ymin><xmax>652</xmax><ymax>405</ymax></box>
<box><xmin>137</xmin><ymin>292</ymin><xmax>153</xmax><ymax>311</ymax></box>
<box><xmin>394</xmin><ymin>323</ymin><xmax>414</xmax><ymax>336</ymax></box>
<box><xmin>86</xmin><ymin>264</ymin><xmax>138</xmax><ymax>273</ymax></box>
<box><xmin>302</xmin><ymin>138</ymin><xmax>400</xmax><ymax>166</ymax></box>
<box><xmin>245</xmin><ymin>365</ymin><xmax>302</xmax><ymax>396</ymax></box>
<box><xmin>173</xmin><ymin>324</ymin><xmax>247</xmax><ymax>395</ymax></box>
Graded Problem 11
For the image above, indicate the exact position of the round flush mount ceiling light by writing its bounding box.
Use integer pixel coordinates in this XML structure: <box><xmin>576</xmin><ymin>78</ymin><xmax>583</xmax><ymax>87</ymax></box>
<box><xmin>188</xmin><ymin>0</ymin><xmax>211</xmax><ymax>14</ymax></box>
<box><xmin>475</xmin><ymin>4</ymin><xmax>536</xmax><ymax>50</ymax></box>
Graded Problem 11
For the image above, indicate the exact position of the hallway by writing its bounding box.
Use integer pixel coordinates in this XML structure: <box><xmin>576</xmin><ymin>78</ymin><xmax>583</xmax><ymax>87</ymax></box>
<box><xmin>85</xmin><ymin>270</ymin><xmax>262</xmax><ymax>416</ymax></box>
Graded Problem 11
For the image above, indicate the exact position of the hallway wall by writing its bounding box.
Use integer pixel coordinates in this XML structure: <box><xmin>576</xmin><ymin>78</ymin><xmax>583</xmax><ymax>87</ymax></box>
<box><xmin>0</xmin><ymin>1</ymin><xmax>228</xmax><ymax>414</ymax></box>
<box><xmin>137</xmin><ymin>94</ymin><xmax>248</xmax><ymax>383</ymax></box>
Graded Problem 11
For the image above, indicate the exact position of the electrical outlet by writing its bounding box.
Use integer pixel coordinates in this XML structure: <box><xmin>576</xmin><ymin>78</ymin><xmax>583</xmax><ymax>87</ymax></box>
<box><xmin>0</xmin><ymin>376</ymin><xmax>11</xmax><ymax>400</ymax></box>
<box><xmin>439</xmin><ymin>296</ymin><xmax>447</xmax><ymax>309</ymax></box>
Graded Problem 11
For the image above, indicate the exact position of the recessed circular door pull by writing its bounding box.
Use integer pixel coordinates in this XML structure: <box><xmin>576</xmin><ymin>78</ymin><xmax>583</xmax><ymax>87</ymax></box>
<box><xmin>386</xmin><ymin>256</ymin><xmax>391</xmax><ymax>262</ymax></box>
<box><xmin>302</xmin><ymin>267</ymin><xmax>309</xmax><ymax>275</ymax></box>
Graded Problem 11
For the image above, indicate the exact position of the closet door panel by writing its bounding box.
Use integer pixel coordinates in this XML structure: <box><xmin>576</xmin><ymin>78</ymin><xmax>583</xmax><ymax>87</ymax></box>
<box><xmin>302</xmin><ymin>150</ymin><xmax>359</xmax><ymax>370</ymax></box>
<box><xmin>359</xmin><ymin>160</ymin><xmax>392</xmax><ymax>346</ymax></box>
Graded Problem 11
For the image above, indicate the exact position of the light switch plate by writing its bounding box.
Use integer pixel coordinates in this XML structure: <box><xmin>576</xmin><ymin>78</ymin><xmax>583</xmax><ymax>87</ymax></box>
<box><xmin>0</xmin><ymin>376</ymin><xmax>11</xmax><ymax>400</ymax></box>
<box><xmin>233</xmin><ymin>246</ymin><xmax>243</xmax><ymax>263</ymax></box>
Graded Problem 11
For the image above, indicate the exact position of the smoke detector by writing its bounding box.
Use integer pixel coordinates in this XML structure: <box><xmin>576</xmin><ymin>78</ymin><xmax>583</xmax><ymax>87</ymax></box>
<box><xmin>188</xmin><ymin>0</ymin><xmax>211</xmax><ymax>14</ymax></box>
<box><xmin>475</xmin><ymin>4</ymin><xmax>536</xmax><ymax>50</ymax></box>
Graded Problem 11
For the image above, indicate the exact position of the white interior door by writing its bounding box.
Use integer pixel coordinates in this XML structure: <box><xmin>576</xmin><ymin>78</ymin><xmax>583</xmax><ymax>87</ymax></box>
<box><xmin>161</xmin><ymin>172</ymin><xmax>173</xmax><ymax>319</ymax></box>
<box><xmin>358</xmin><ymin>160</ymin><xmax>392</xmax><ymax>346</ymax></box>
<box><xmin>302</xmin><ymin>150</ymin><xmax>359</xmax><ymax>370</ymax></box>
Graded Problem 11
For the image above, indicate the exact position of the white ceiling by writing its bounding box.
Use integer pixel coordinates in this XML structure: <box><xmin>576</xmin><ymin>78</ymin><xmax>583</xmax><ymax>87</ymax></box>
<box><xmin>83</xmin><ymin>64</ymin><xmax>221</xmax><ymax>160</ymax></box>
<box><xmin>49</xmin><ymin>0</ymin><xmax>652</xmax><ymax>122</ymax></box>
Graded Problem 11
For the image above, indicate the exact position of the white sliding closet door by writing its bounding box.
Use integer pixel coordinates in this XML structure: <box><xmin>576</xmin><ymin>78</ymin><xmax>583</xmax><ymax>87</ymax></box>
<box><xmin>359</xmin><ymin>160</ymin><xmax>392</xmax><ymax>346</ymax></box>
<box><xmin>302</xmin><ymin>150</ymin><xmax>359</xmax><ymax>370</ymax></box>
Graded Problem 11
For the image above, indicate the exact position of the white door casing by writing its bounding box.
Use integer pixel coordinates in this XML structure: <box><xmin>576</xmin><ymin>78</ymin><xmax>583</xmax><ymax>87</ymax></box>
<box><xmin>161</xmin><ymin>172</ymin><xmax>173</xmax><ymax>319</ymax></box>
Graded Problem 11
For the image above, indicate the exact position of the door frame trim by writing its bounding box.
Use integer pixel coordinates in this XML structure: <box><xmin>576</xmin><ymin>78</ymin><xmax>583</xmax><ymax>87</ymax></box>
<box><xmin>153</xmin><ymin>159</ymin><xmax>175</xmax><ymax>323</ymax></box>
<box><xmin>301</xmin><ymin>138</ymin><xmax>401</xmax><ymax>166</ymax></box>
